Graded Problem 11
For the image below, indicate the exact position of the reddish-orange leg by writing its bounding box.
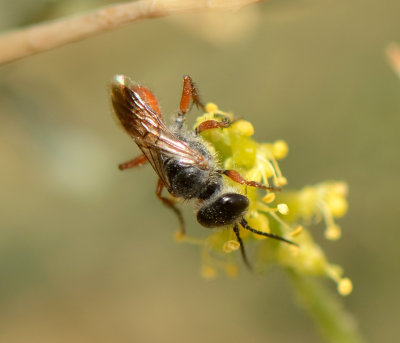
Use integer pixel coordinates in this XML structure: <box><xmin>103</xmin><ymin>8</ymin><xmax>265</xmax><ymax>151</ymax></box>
<box><xmin>221</xmin><ymin>170</ymin><xmax>281</xmax><ymax>192</ymax></box>
<box><xmin>119</xmin><ymin>156</ymin><xmax>185</xmax><ymax>234</ymax></box>
<box><xmin>175</xmin><ymin>76</ymin><xmax>232</xmax><ymax>135</ymax></box>
<box><xmin>118</xmin><ymin>154</ymin><xmax>148</xmax><ymax>170</ymax></box>
<box><xmin>156</xmin><ymin>179</ymin><xmax>185</xmax><ymax>236</ymax></box>
<box><xmin>175</xmin><ymin>75</ymin><xmax>205</xmax><ymax>130</ymax></box>
<box><xmin>195</xmin><ymin>118</ymin><xmax>230</xmax><ymax>135</ymax></box>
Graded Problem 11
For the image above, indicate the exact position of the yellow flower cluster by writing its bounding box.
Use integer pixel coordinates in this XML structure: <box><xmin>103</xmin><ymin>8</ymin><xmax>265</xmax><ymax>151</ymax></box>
<box><xmin>187</xmin><ymin>104</ymin><xmax>352</xmax><ymax>296</ymax></box>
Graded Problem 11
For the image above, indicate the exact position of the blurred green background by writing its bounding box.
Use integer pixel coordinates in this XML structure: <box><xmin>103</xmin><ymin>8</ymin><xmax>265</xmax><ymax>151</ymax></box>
<box><xmin>1</xmin><ymin>0</ymin><xmax>399</xmax><ymax>342</ymax></box>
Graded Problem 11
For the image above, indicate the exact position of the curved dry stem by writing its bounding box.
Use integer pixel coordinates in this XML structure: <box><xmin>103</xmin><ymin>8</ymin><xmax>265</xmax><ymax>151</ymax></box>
<box><xmin>0</xmin><ymin>0</ymin><xmax>261</xmax><ymax>65</ymax></box>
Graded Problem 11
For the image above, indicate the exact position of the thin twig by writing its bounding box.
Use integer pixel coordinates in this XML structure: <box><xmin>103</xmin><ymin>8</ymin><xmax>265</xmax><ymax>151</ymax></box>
<box><xmin>0</xmin><ymin>0</ymin><xmax>261</xmax><ymax>65</ymax></box>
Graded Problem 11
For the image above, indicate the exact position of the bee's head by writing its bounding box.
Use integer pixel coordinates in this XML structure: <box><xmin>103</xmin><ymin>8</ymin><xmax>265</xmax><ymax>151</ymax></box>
<box><xmin>196</xmin><ymin>193</ymin><xmax>249</xmax><ymax>228</ymax></box>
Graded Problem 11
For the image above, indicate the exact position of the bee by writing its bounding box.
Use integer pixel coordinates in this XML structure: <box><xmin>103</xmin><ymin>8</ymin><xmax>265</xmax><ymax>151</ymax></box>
<box><xmin>110</xmin><ymin>75</ymin><xmax>296</xmax><ymax>268</ymax></box>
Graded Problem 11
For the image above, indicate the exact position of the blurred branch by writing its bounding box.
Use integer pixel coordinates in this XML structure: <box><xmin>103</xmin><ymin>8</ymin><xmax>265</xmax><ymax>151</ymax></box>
<box><xmin>289</xmin><ymin>272</ymin><xmax>366</xmax><ymax>343</ymax></box>
<box><xmin>0</xmin><ymin>0</ymin><xmax>261</xmax><ymax>65</ymax></box>
<box><xmin>386</xmin><ymin>43</ymin><xmax>400</xmax><ymax>79</ymax></box>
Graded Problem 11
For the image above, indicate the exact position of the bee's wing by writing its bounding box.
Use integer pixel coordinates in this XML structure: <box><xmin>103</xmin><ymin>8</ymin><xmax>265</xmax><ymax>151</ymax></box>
<box><xmin>111</xmin><ymin>75</ymin><xmax>208</xmax><ymax>188</ymax></box>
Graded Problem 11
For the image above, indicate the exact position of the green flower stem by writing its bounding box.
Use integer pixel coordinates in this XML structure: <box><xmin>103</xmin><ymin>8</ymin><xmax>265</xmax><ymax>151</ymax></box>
<box><xmin>288</xmin><ymin>271</ymin><xmax>365</xmax><ymax>343</ymax></box>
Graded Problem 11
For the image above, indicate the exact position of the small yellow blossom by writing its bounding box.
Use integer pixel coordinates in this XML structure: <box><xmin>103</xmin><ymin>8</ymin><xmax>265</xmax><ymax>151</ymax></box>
<box><xmin>325</xmin><ymin>225</ymin><xmax>342</xmax><ymax>241</ymax></box>
<box><xmin>223</xmin><ymin>240</ymin><xmax>240</xmax><ymax>253</ymax></box>
<box><xmin>291</xmin><ymin>182</ymin><xmax>349</xmax><ymax>240</ymax></box>
<box><xmin>205</xmin><ymin>102</ymin><xmax>219</xmax><ymax>113</ymax></box>
<box><xmin>275</xmin><ymin>176</ymin><xmax>288</xmax><ymax>186</ymax></box>
<box><xmin>272</xmin><ymin>140</ymin><xmax>289</xmax><ymax>159</ymax></box>
<box><xmin>231</xmin><ymin>120</ymin><xmax>255</xmax><ymax>136</ymax></box>
<box><xmin>262</xmin><ymin>193</ymin><xmax>276</xmax><ymax>203</ymax></box>
<box><xmin>277</xmin><ymin>203</ymin><xmax>289</xmax><ymax>215</ymax></box>
<box><xmin>338</xmin><ymin>278</ymin><xmax>353</xmax><ymax>296</ymax></box>
<box><xmin>326</xmin><ymin>194</ymin><xmax>348</xmax><ymax>218</ymax></box>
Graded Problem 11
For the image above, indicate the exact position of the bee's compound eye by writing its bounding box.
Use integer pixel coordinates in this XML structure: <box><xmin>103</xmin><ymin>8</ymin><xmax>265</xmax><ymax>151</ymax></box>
<box><xmin>197</xmin><ymin>193</ymin><xmax>249</xmax><ymax>228</ymax></box>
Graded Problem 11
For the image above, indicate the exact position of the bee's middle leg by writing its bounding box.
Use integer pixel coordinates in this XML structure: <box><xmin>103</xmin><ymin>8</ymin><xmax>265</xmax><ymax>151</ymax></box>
<box><xmin>118</xmin><ymin>154</ymin><xmax>148</xmax><ymax>170</ymax></box>
<box><xmin>194</xmin><ymin>119</ymin><xmax>230</xmax><ymax>135</ymax></box>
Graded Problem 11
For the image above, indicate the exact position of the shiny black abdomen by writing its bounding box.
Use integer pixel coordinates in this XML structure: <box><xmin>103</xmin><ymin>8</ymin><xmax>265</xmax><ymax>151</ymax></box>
<box><xmin>164</xmin><ymin>159</ymin><xmax>221</xmax><ymax>200</ymax></box>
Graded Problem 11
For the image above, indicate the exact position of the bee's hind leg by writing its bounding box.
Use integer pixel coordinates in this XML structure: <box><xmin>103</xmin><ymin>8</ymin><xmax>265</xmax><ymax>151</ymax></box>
<box><xmin>156</xmin><ymin>179</ymin><xmax>186</xmax><ymax>238</ymax></box>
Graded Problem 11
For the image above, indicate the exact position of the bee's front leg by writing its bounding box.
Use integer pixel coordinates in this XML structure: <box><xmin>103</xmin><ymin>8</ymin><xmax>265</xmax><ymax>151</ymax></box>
<box><xmin>175</xmin><ymin>75</ymin><xmax>205</xmax><ymax>131</ymax></box>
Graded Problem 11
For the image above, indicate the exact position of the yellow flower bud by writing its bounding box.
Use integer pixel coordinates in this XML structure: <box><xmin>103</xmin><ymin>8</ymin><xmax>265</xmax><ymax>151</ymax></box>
<box><xmin>262</xmin><ymin>193</ymin><xmax>276</xmax><ymax>203</ymax></box>
<box><xmin>333</xmin><ymin>182</ymin><xmax>348</xmax><ymax>196</ymax></box>
<box><xmin>231</xmin><ymin>120</ymin><xmax>254</xmax><ymax>137</ymax></box>
<box><xmin>327</xmin><ymin>194</ymin><xmax>348</xmax><ymax>218</ymax></box>
<box><xmin>205</xmin><ymin>102</ymin><xmax>219</xmax><ymax>113</ymax></box>
<box><xmin>277</xmin><ymin>203</ymin><xmax>289</xmax><ymax>215</ymax></box>
<box><xmin>338</xmin><ymin>278</ymin><xmax>353</xmax><ymax>296</ymax></box>
<box><xmin>325</xmin><ymin>225</ymin><xmax>342</xmax><ymax>241</ymax></box>
<box><xmin>223</xmin><ymin>240</ymin><xmax>240</xmax><ymax>253</ymax></box>
<box><xmin>272</xmin><ymin>140</ymin><xmax>289</xmax><ymax>159</ymax></box>
<box><xmin>275</xmin><ymin>176</ymin><xmax>288</xmax><ymax>186</ymax></box>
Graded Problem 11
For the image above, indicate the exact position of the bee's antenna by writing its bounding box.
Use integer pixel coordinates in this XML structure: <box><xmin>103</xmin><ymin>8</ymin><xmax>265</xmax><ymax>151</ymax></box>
<box><xmin>233</xmin><ymin>224</ymin><xmax>252</xmax><ymax>270</ymax></box>
<box><xmin>240</xmin><ymin>218</ymin><xmax>298</xmax><ymax>247</ymax></box>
